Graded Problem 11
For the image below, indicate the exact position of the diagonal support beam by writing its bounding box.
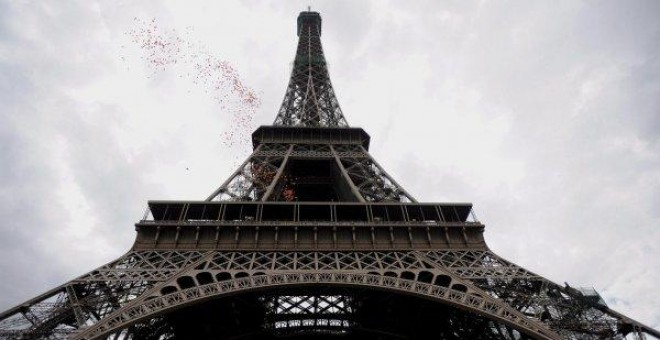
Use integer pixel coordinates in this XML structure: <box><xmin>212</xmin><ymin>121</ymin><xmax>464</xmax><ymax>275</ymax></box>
<box><xmin>65</xmin><ymin>285</ymin><xmax>86</xmax><ymax>328</ymax></box>
<box><xmin>360</xmin><ymin>145</ymin><xmax>417</xmax><ymax>202</ymax></box>
<box><xmin>206</xmin><ymin>144</ymin><xmax>264</xmax><ymax>201</ymax></box>
<box><xmin>261</xmin><ymin>144</ymin><xmax>294</xmax><ymax>201</ymax></box>
<box><xmin>330</xmin><ymin>145</ymin><xmax>365</xmax><ymax>202</ymax></box>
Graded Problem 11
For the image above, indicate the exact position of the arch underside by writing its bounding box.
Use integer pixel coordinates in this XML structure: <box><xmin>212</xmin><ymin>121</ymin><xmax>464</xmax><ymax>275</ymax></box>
<box><xmin>79</xmin><ymin>273</ymin><xmax>554</xmax><ymax>340</ymax></box>
<box><xmin>2</xmin><ymin>250</ymin><xmax>656</xmax><ymax>340</ymax></box>
<box><xmin>108</xmin><ymin>285</ymin><xmax>540</xmax><ymax>340</ymax></box>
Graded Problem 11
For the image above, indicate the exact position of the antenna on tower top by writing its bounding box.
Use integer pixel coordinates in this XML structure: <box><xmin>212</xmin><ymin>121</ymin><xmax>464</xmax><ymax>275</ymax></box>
<box><xmin>307</xmin><ymin>6</ymin><xmax>311</xmax><ymax>11</ymax></box>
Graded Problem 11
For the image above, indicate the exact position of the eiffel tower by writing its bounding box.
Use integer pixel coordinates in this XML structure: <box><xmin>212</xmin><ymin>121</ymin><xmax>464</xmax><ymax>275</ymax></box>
<box><xmin>1</xmin><ymin>10</ymin><xmax>658</xmax><ymax>340</ymax></box>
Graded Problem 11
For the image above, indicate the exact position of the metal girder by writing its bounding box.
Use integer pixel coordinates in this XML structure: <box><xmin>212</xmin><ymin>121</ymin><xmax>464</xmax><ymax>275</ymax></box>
<box><xmin>337</xmin><ymin>146</ymin><xmax>416</xmax><ymax>203</ymax></box>
<box><xmin>261</xmin><ymin>144</ymin><xmax>294</xmax><ymax>201</ymax></box>
<box><xmin>0</xmin><ymin>251</ymin><xmax>206</xmax><ymax>339</ymax></box>
<box><xmin>2</xmin><ymin>249</ymin><xmax>659</xmax><ymax>339</ymax></box>
<box><xmin>330</xmin><ymin>145</ymin><xmax>366</xmax><ymax>202</ymax></box>
<box><xmin>70</xmin><ymin>272</ymin><xmax>561</xmax><ymax>340</ymax></box>
<box><xmin>205</xmin><ymin>143</ymin><xmax>416</xmax><ymax>203</ymax></box>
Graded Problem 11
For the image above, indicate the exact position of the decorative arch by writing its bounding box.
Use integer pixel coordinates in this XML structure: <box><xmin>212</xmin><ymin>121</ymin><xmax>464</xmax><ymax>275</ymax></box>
<box><xmin>73</xmin><ymin>272</ymin><xmax>561</xmax><ymax>340</ymax></box>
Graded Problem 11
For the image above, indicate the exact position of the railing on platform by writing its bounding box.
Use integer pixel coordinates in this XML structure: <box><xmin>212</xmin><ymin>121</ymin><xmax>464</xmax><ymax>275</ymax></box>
<box><xmin>139</xmin><ymin>201</ymin><xmax>480</xmax><ymax>225</ymax></box>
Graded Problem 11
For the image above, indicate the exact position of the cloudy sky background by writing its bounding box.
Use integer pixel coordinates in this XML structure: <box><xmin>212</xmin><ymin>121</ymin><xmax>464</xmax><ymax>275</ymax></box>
<box><xmin>1</xmin><ymin>0</ymin><xmax>659</xmax><ymax>330</ymax></box>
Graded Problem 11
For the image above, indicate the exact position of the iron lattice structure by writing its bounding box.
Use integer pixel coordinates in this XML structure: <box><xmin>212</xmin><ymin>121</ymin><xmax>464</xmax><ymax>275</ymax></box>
<box><xmin>273</xmin><ymin>12</ymin><xmax>348</xmax><ymax>127</ymax></box>
<box><xmin>1</xmin><ymin>10</ymin><xmax>658</xmax><ymax>340</ymax></box>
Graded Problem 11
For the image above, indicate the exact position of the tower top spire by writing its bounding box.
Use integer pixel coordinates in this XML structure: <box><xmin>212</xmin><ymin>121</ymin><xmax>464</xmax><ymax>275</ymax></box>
<box><xmin>297</xmin><ymin>10</ymin><xmax>322</xmax><ymax>36</ymax></box>
<box><xmin>275</xmin><ymin>11</ymin><xmax>347</xmax><ymax>127</ymax></box>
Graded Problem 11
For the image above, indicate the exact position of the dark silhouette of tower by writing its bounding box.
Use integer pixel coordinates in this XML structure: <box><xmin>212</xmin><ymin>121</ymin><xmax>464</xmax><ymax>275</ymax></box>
<box><xmin>0</xmin><ymin>10</ymin><xmax>658</xmax><ymax>340</ymax></box>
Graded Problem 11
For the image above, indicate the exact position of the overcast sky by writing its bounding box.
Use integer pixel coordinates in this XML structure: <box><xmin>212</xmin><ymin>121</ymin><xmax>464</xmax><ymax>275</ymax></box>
<box><xmin>1</xmin><ymin>0</ymin><xmax>659</xmax><ymax>331</ymax></box>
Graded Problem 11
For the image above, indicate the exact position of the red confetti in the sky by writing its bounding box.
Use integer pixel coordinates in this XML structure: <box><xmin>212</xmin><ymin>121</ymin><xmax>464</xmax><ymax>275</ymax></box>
<box><xmin>124</xmin><ymin>18</ymin><xmax>261</xmax><ymax>162</ymax></box>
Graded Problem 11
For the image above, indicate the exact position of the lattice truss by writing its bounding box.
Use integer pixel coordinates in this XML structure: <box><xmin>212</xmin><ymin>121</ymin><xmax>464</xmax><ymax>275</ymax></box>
<box><xmin>339</xmin><ymin>150</ymin><xmax>414</xmax><ymax>202</ymax></box>
<box><xmin>207</xmin><ymin>144</ymin><xmax>288</xmax><ymax>201</ymax></box>
<box><xmin>0</xmin><ymin>251</ymin><xmax>202</xmax><ymax>339</ymax></box>
<box><xmin>207</xmin><ymin>143</ymin><xmax>415</xmax><ymax>203</ymax></box>
<box><xmin>1</xmin><ymin>250</ymin><xmax>655</xmax><ymax>339</ymax></box>
<box><xmin>273</xmin><ymin>14</ymin><xmax>348</xmax><ymax>127</ymax></box>
<box><xmin>262</xmin><ymin>295</ymin><xmax>354</xmax><ymax>334</ymax></box>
